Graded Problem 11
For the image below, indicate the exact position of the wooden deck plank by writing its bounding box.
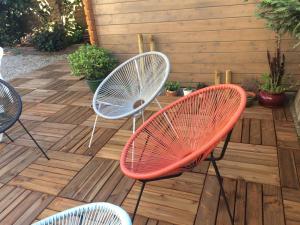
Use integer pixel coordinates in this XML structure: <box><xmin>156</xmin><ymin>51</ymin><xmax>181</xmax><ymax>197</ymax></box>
<box><xmin>278</xmin><ymin>148</ymin><xmax>299</xmax><ymax>189</ymax></box>
<box><xmin>263</xmin><ymin>184</ymin><xmax>285</xmax><ymax>225</ymax></box>
<box><xmin>9</xmin><ymin>151</ymin><xmax>90</xmax><ymax>195</ymax></box>
<box><xmin>194</xmin><ymin>175</ymin><xmax>219</xmax><ymax>225</ymax></box>
<box><xmin>0</xmin><ymin>185</ymin><xmax>54</xmax><ymax>225</ymax></box>
<box><xmin>250</xmin><ymin>119</ymin><xmax>261</xmax><ymax>145</ymax></box>
<box><xmin>246</xmin><ymin>182</ymin><xmax>263</xmax><ymax>225</ymax></box>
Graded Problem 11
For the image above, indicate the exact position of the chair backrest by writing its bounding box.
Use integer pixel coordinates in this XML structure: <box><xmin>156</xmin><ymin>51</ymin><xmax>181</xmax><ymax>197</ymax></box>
<box><xmin>32</xmin><ymin>202</ymin><xmax>132</xmax><ymax>225</ymax></box>
<box><xmin>0</xmin><ymin>47</ymin><xmax>3</xmax><ymax>79</ymax></box>
<box><xmin>93</xmin><ymin>51</ymin><xmax>170</xmax><ymax>119</ymax></box>
<box><xmin>0</xmin><ymin>79</ymin><xmax>22</xmax><ymax>133</ymax></box>
<box><xmin>120</xmin><ymin>84</ymin><xmax>246</xmax><ymax>180</ymax></box>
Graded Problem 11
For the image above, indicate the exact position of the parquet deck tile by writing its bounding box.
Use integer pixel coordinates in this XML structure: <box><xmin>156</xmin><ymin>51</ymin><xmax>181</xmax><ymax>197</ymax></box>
<box><xmin>46</xmin><ymin>105</ymin><xmax>94</xmax><ymax>125</ymax></box>
<box><xmin>123</xmin><ymin>172</ymin><xmax>205</xmax><ymax>225</ymax></box>
<box><xmin>60</xmin><ymin>157</ymin><xmax>133</xmax><ymax>203</ymax></box>
<box><xmin>67</xmin><ymin>80</ymin><xmax>90</xmax><ymax>91</ymax></box>
<box><xmin>21</xmin><ymin>103</ymin><xmax>66</xmax><ymax>121</ymax></box>
<box><xmin>282</xmin><ymin>188</ymin><xmax>300</xmax><ymax>225</ymax></box>
<box><xmin>208</xmin><ymin>142</ymin><xmax>280</xmax><ymax>185</ymax></box>
<box><xmin>22</xmin><ymin>89</ymin><xmax>57</xmax><ymax>103</ymax></box>
<box><xmin>0</xmin><ymin>61</ymin><xmax>299</xmax><ymax>225</ymax></box>
<box><xmin>9</xmin><ymin>151</ymin><xmax>91</xmax><ymax>195</ymax></box>
<box><xmin>0</xmin><ymin>185</ymin><xmax>54</xmax><ymax>225</ymax></box>
<box><xmin>36</xmin><ymin>197</ymin><xmax>84</xmax><ymax>221</ymax></box>
<box><xmin>13</xmin><ymin>122</ymin><xmax>76</xmax><ymax>150</ymax></box>
<box><xmin>275</xmin><ymin>120</ymin><xmax>300</xmax><ymax>151</ymax></box>
<box><xmin>16</xmin><ymin>79</ymin><xmax>54</xmax><ymax>89</ymax></box>
<box><xmin>14</xmin><ymin>88</ymin><xmax>33</xmax><ymax>97</ymax></box>
<box><xmin>0</xmin><ymin>144</ymin><xmax>40</xmax><ymax>183</ymax></box>
<box><xmin>44</xmin><ymin>79</ymin><xmax>78</xmax><ymax>91</ymax></box>
<box><xmin>39</xmin><ymin>71</ymin><xmax>68</xmax><ymax>80</ymax></box>
<box><xmin>42</xmin><ymin>91</ymin><xmax>86</xmax><ymax>105</ymax></box>
<box><xmin>96</xmin><ymin>129</ymin><xmax>132</xmax><ymax>160</ymax></box>
<box><xmin>51</xmin><ymin>125</ymin><xmax>117</xmax><ymax>156</ymax></box>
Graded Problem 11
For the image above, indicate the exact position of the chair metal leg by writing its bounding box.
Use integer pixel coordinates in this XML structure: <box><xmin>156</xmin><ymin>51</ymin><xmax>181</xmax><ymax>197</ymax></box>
<box><xmin>211</xmin><ymin>159</ymin><xmax>234</xmax><ymax>225</ymax></box>
<box><xmin>4</xmin><ymin>132</ymin><xmax>14</xmax><ymax>142</ymax></box>
<box><xmin>18</xmin><ymin>120</ymin><xmax>49</xmax><ymax>160</ymax></box>
<box><xmin>132</xmin><ymin>181</ymin><xmax>146</xmax><ymax>222</ymax></box>
<box><xmin>88</xmin><ymin>114</ymin><xmax>98</xmax><ymax>148</ymax></box>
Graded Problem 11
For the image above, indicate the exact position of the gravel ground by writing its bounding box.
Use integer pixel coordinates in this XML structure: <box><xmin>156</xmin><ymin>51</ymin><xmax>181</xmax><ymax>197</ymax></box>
<box><xmin>1</xmin><ymin>49</ymin><xmax>67</xmax><ymax>80</ymax></box>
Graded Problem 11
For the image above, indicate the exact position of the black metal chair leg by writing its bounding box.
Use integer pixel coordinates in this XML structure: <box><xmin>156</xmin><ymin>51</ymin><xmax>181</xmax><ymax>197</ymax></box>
<box><xmin>18</xmin><ymin>120</ymin><xmax>50</xmax><ymax>160</ymax></box>
<box><xmin>132</xmin><ymin>181</ymin><xmax>146</xmax><ymax>222</ymax></box>
<box><xmin>211</xmin><ymin>159</ymin><xmax>234</xmax><ymax>225</ymax></box>
<box><xmin>4</xmin><ymin>132</ymin><xmax>14</xmax><ymax>142</ymax></box>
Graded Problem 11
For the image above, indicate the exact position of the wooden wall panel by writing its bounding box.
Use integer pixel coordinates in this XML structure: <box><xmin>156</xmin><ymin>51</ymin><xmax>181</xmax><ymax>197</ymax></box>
<box><xmin>91</xmin><ymin>0</ymin><xmax>300</xmax><ymax>84</ymax></box>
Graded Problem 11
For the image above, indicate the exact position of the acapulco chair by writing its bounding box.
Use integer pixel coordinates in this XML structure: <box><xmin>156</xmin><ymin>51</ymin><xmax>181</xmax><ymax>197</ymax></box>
<box><xmin>0</xmin><ymin>79</ymin><xmax>49</xmax><ymax>159</ymax></box>
<box><xmin>0</xmin><ymin>47</ymin><xmax>3</xmax><ymax>79</ymax></box>
<box><xmin>32</xmin><ymin>202</ymin><xmax>132</xmax><ymax>225</ymax></box>
<box><xmin>88</xmin><ymin>51</ymin><xmax>170</xmax><ymax>148</ymax></box>
<box><xmin>120</xmin><ymin>84</ymin><xmax>246</xmax><ymax>224</ymax></box>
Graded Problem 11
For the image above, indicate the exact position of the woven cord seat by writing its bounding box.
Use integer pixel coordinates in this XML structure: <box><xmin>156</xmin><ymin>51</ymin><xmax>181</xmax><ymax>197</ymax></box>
<box><xmin>0</xmin><ymin>79</ymin><xmax>49</xmax><ymax>159</ymax></box>
<box><xmin>120</xmin><ymin>84</ymin><xmax>246</xmax><ymax>223</ymax></box>
<box><xmin>32</xmin><ymin>202</ymin><xmax>132</xmax><ymax>225</ymax></box>
<box><xmin>88</xmin><ymin>51</ymin><xmax>170</xmax><ymax>148</ymax></box>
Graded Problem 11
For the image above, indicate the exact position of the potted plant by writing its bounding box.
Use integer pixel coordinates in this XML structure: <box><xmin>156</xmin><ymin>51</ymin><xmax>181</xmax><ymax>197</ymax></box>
<box><xmin>68</xmin><ymin>44</ymin><xmax>118</xmax><ymax>93</ymax></box>
<box><xmin>241</xmin><ymin>78</ymin><xmax>259</xmax><ymax>107</ymax></box>
<box><xmin>258</xmin><ymin>49</ymin><xmax>292</xmax><ymax>107</ymax></box>
<box><xmin>182</xmin><ymin>86</ymin><xmax>194</xmax><ymax>96</ymax></box>
<box><xmin>165</xmin><ymin>81</ymin><xmax>180</xmax><ymax>96</ymax></box>
<box><xmin>196</xmin><ymin>82</ymin><xmax>207</xmax><ymax>90</ymax></box>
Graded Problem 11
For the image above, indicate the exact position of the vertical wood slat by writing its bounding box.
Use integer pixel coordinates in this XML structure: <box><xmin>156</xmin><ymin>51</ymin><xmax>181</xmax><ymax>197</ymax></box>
<box><xmin>83</xmin><ymin>0</ymin><xmax>98</xmax><ymax>44</ymax></box>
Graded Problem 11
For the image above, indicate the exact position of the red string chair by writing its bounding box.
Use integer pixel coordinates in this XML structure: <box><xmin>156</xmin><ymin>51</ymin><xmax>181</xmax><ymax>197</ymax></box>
<box><xmin>120</xmin><ymin>84</ymin><xmax>246</xmax><ymax>224</ymax></box>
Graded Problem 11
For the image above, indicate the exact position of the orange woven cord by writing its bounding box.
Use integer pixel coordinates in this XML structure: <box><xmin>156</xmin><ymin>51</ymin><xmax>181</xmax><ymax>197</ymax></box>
<box><xmin>120</xmin><ymin>84</ymin><xmax>246</xmax><ymax>180</ymax></box>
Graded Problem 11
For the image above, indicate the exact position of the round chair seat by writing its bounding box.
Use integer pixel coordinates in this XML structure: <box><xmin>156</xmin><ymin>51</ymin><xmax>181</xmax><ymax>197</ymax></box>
<box><xmin>0</xmin><ymin>79</ymin><xmax>22</xmax><ymax>133</ymax></box>
<box><xmin>32</xmin><ymin>202</ymin><xmax>132</xmax><ymax>225</ymax></box>
<box><xmin>120</xmin><ymin>84</ymin><xmax>246</xmax><ymax>180</ymax></box>
<box><xmin>92</xmin><ymin>52</ymin><xmax>170</xmax><ymax>120</ymax></box>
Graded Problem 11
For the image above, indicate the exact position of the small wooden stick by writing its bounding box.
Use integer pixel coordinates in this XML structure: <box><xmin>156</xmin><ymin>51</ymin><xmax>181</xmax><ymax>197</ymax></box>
<box><xmin>149</xmin><ymin>35</ymin><xmax>155</xmax><ymax>51</ymax></box>
<box><xmin>225</xmin><ymin>70</ymin><xmax>232</xmax><ymax>84</ymax></box>
<box><xmin>214</xmin><ymin>71</ymin><xmax>221</xmax><ymax>85</ymax></box>
<box><xmin>137</xmin><ymin>34</ymin><xmax>144</xmax><ymax>54</ymax></box>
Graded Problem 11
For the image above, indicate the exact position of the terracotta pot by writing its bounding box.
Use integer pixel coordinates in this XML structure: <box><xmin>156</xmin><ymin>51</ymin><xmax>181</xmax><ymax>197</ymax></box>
<box><xmin>258</xmin><ymin>91</ymin><xmax>286</xmax><ymax>108</ymax></box>
<box><xmin>165</xmin><ymin>90</ymin><xmax>177</xmax><ymax>96</ymax></box>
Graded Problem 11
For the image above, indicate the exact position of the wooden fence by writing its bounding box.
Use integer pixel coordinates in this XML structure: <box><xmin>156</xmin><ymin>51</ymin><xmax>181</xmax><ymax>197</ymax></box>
<box><xmin>86</xmin><ymin>0</ymin><xmax>300</xmax><ymax>84</ymax></box>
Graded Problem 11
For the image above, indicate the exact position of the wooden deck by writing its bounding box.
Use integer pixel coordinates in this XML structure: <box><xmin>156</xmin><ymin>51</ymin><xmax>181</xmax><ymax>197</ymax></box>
<box><xmin>0</xmin><ymin>60</ymin><xmax>300</xmax><ymax>225</ymax></box>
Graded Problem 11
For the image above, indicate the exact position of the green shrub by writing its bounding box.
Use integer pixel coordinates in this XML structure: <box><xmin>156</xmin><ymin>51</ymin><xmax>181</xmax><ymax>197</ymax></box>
<box><xmin>31</xmin><ymin>23</ymin><xmax>70</xmax><ymax>52</ymax></box>
<box><xmin>165</xmin><ymin>81</ymin><xmax>180</xmax><ymax>91</ymax></box>
<box><xmin>0</xmin><ymin>0</ymin><xmax>36</xmax><ymax>46</ymax></box>
<box><xmin>68</xmin><ymin>45</ymin><xmax>118</xmax><ymax>80</ymax></box>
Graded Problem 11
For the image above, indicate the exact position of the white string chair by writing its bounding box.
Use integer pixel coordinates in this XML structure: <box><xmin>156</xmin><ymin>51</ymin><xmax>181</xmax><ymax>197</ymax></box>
<box><xmin>0</xmin><ymin>47</ymin><xmax>4</xmax><ymax>142</ymax></box>
<box><xmin>89</xmin><ymin>51</ymin><xmax>170</xmax><ymax>148</ymax></box>
<box><xmin>0</xmin><ymin>47</ymin><xmax>3</xmax><ymax>79</ymax></box>
<box><xmin>32</xmin><ymin>202</ymin><xmax>132</xmax><ymax>225</ymax></box>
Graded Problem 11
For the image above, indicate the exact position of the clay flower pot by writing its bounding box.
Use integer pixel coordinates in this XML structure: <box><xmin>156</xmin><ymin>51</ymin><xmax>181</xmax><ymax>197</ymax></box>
<box><xmin>166</xmin><ymin>90</ymin><xmax>178</xmax><ymax>96</ymax></box>
<box><xmin>258</xmin><ymin>91</ymin><xmax>286</xmax><ymax>108</ymax></box>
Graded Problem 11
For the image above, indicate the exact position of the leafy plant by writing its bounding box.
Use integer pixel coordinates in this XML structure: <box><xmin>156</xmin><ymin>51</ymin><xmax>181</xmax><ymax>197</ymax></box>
<box><xmin>196</xmin><ymin>82</ymin><xmax>207</xmax><ymax>90</ymax></box>
<box><xmin>184</xmin><ymin>86</ymin><xmax>193</xmax><ymax>91</ymax></box>
<box><xmin>165</xmin><ymin>81</ymin><xmax>180</xmax><ymax>91</ymax></box>
<box><xmin>245</xmin><ymin>0</ymin><xmax>300</xmax><ymax>47</ymax></box>
<box><xmin>260</xmin><ymin>48</ymin><xmax>293</xmax><ymax>94</ymax></box>
<box><xmin>0</xmin><ymin>0</ymin><xmax>36</xmax><ymax>46</ymax></box>
<box><xmin>68</xmin><ymin>44</ymin><xmax>118</xmax><ymax>80</ymax></box>
<box><xmin>31</xmin><ymin>23</ymin><xmax>70</xmax><ymax>52</ymax></box>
